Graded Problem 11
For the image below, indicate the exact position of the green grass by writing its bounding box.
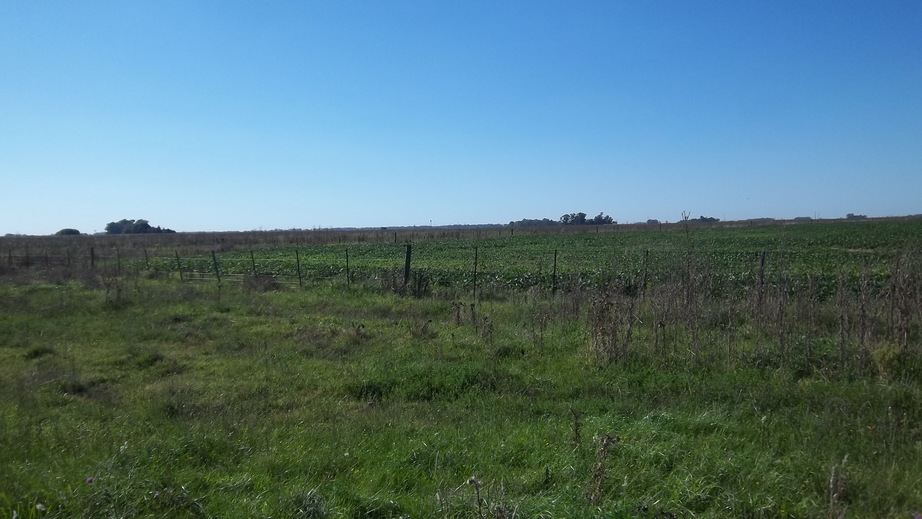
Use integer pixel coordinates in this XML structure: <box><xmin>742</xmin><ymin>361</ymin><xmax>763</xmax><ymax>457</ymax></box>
<box><xmin>1</xmin><ymin>221</ymin><xmax>921</xmax><ymax>518</ymax></box>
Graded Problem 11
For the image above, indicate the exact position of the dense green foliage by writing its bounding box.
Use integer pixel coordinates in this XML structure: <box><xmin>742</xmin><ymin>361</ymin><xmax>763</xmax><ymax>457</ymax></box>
<box><xmin>105</xmin><ymin>219</ymin><xmax>175</xmax><ymax>235</ymax></box>
<box><xmin>1</xmin><ymin>219</ymin><xmax>920</xmax><ymax>518</ymax></box>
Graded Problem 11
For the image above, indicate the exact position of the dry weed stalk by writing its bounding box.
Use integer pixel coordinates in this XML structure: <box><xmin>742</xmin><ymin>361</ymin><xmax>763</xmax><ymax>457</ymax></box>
<box><xmin>588</xmin><ymin>285</ymin><xmax>636</xmax><ymax>366</ymax></box>
<box><xmin>452</xmin><ymin>301</ymin><xmax>464</xmax><ymax>326</ymax></box>
<box><xmin>570</xmin><ymin>408</ymin><xmax>583</xmax><ymax>448</ymax></box>
<box><xmin>481</xmin><ymin>315</ymin><xmax>494</xmax><ymax>345</ymax></box>
<box><xmin>588</xmin><ymin>433</ymin><xmax>619</xmax><ymax>504</ymax></box>
<box><xmin>532</xmin><ymin>311</ymin><xmax>550</xmax><ymax>353</ymax></box>
<box><xmin>836</xmin><ymin>275</ymin><xmax>851</xmax><ymax>369</ymax></box>
<box><xmin>468</xmin><ymin>476</ymin><xmax>484</xmax><ymax>519</ymax></box>
<box><xmin>827</xmin><ymin>454</ymin><xmax>849</xmax><ymax>519</ymax></box>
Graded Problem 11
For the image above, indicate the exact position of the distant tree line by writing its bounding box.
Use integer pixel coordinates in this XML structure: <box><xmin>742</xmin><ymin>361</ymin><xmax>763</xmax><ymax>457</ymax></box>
<box><xmin>683</xmin><ymin>215</ymin><xmax>720</xmax><ymax>223</ymax></box>
<box><xmin>560</xmin><ymin>212</ymin><xmax>615</xmax><ymax>225</ymax></box>
<box><xmin>507</xmin><ymin>218</ymin><xmax>559</xmax><ymax>227</ymax></box>
<box><xmin>105</xmin><ymin>219</ymin><xmax>175</xmax><ymax>234</ymax></box>
<box><xmin>509</xmin><ymin>212</ymin><xmax>616</xmax><ymax>227</ymax></box>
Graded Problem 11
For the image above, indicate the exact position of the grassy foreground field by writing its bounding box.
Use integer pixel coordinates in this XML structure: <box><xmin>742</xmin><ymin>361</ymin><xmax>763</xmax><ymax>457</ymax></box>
<box><xmin>1</xmin><ymin>220</ymin><xmax>921</xmax><ymax>518</ymax></box>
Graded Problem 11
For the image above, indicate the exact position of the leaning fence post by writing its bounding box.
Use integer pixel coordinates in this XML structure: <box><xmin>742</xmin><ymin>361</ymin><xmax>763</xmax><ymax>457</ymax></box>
<box><xmin>211</xmin><ymin>251</ymin><xmax>221</xmax><ymax>283</ymax></box>
<box><xmin>250</xmin><ymin>250</ymin><xmax>257</xmax><ymax>276</ymax></box>
<box><xmin>175</xmin><ymin>251</ymin><xmax>184</xmax><ymax>282</ymax></box>
<box><xmin>403</xmin><ymin>243</ymin><xmax>412</xmax><ymax>286</ymax></box>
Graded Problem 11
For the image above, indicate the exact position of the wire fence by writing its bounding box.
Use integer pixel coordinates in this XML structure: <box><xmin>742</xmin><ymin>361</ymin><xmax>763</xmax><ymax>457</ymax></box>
<box><xmin>3</xmin><ymin>240</ymin><xmax>915</xmax><ymax>297</ymax></box>
<box><xmin>4</xmin><ymin>233</ymin><xmax>921</xmax><ymax>366</ymax></box>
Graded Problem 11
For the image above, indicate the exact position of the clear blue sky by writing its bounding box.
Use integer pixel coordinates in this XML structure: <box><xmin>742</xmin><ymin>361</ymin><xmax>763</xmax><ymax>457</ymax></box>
<box><xmin>2</xmin><ymin>1</ymin><xmax>920</xmax><ymax>234</ymax></box>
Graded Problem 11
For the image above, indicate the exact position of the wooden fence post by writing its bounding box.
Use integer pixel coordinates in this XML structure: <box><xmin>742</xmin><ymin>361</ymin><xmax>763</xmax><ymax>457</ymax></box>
<box><xmin>642</xmin><ymin>249</ymin><xmax>650</xmax><ymax>300</ymax></box>
<box><xmin>403</xmin><ymin>243</ymin><xmax>412</xmax><ymax>286</ymax></box>
<box><xmin>211</xmin><ymin>251</ymin><xmax>221</xmax><ymax>283</ymax></box>
<box><xmin>472</xmin><ymin>247</ymin><xmax>479</xmax><ymax>300</ymax></box>
<box><xmin>295</xmin><ymin>249</ymin><xmax>303</xmax><ymax>288</ymax></box>
<box><xmin>250</xmin><ymin>250</ymin><xmax>257</xmax><ymax>276</ymax></box>
<box><xmin>175</xmin><ymin>251</ymin><xmax>184</xmax><ymax>282</ymax></box>
<box><xmin>757</xmin><ymin>251</ymin><xmax>767</xmax><ymax>313</ymax></box>
<box><xmin>90</xmin><ymin>247</ymin><xmax>95</xmax><ymax>269</ymax></box>
<box><xmin>552</xmin><ymin>249</ymin><xmax>558</xmax><ymax>294</ymax></box>
<box><xmin>345</xmin><ymin>248</ymin><xmax>350</xmax><ymax>288</ymax></box>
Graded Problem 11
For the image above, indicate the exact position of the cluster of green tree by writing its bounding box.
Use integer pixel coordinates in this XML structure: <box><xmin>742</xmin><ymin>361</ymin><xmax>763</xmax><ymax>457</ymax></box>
<box><xmin>846</xmin><ymin>213</ymin><xmax>868</xmax><ymax>220</ymax></box>
<box><xmin>686</xmin><ymin>215</ymin><xmax>720</xmax><ymax>223</ymax></box>
<box><xmin>507</xmin><ymin>218</ymin><xmax>559</xmax><ymax>227</ymax></box>
<box><xmin>559</xmin><ymin>212</ymin><xmax>616</xmax><ymax>225</ymax></box>
<box><xmin>55</xmin><ymin>228</ymin><xmax>82</xmax><ymax>235</ymax></box>
<box><xmin>508</xmin><ymin>212</ymin><xmax>616</xmax><ymax>227</ymax></box>
<box><xmin>105</xmin><ymin>219</ymin><xmax>175</xmax><ymax>234</ymax></box>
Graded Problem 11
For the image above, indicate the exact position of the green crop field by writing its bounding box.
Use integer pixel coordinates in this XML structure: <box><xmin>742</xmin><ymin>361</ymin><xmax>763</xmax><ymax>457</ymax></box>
<box><xmin>1</xmin><ymin>219</ymin><xmax>920</xmax><ymax>518</ymax></box>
